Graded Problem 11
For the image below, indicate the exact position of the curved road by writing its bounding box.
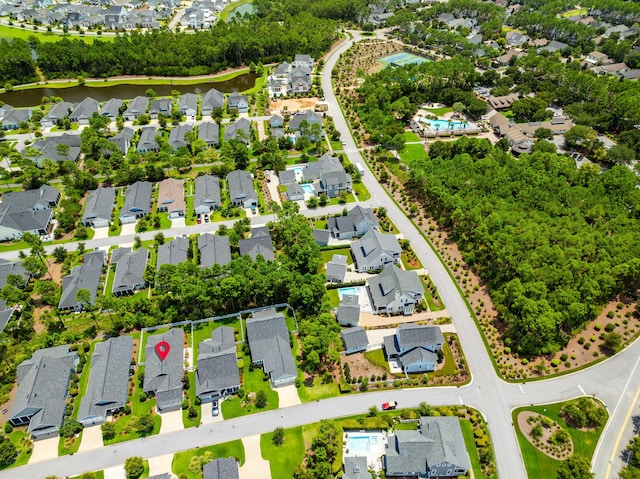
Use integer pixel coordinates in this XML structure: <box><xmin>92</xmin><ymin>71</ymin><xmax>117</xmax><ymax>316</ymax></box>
<box><xmin>1</xmin><ymin>30</ymin><xmax>638</xmax><ymax>479</ymax></box>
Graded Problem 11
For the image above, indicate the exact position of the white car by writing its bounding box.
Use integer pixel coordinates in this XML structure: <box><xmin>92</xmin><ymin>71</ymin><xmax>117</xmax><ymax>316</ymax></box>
<box><xmin>212</xmin><ymin>401</ymin><xmax>219</xmax><ymax>416</ymax></box>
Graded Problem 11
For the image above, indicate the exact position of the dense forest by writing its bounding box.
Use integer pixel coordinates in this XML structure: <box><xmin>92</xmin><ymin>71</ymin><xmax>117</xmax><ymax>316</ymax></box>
<box><xmin>405</xmin><ymin>140</ymin><xmax>640</xmax><ymax>355</ymax></box>
<box><xmin>0</xmin><ymin>38</ymin><xmax>38</xmax><ymax>86</ymax></box>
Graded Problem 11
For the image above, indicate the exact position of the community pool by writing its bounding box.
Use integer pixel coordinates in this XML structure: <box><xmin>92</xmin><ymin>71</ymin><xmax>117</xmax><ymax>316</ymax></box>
<box><xmin>338</xmin><ymin>286</ymin><xmax>362</xmax><ymax>300</ymax></box>
<box><xmin>347</xmin><ymin>435</ymin><xmax>375</xmax><ymax>453</ymax></box>
<box><xmin>379</xmin><ymin>52</ymin><xmax>431</xmax><ymax>67</ymax></box>
<box><xmin>301</xmin><ymin>184</ymin><xmax>314</xmax><ymax>194</ymax></box>
<box><xmin>419</xmin><ymin>118</ymin><xmax>469</xmax><ymax>131</ymax></box>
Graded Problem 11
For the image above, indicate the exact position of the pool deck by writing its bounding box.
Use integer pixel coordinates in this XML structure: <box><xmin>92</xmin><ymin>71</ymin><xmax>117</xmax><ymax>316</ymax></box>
<box><xmin>343</xmin><ymin>431</ymin><xmax>388</xmax><ymax>471</ymax></box>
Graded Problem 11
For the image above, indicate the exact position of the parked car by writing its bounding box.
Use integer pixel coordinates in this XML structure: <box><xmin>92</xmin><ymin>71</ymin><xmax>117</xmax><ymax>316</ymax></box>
<box><xmin>212</xmin><ymin>400</ymin><xmax>219</xmax><ymax>416</ymax></box>
<box><xmin>204</xmin><ymin>215</ymin><xmax>210</xmax><ymax>223</ymax></box>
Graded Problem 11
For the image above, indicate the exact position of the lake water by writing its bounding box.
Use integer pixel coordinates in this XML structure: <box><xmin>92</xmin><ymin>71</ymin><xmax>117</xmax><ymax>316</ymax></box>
<box><xmin>0</xmin><ymin>73</ymin><xmax>258</xmax><ymax>107</ymax></box>
<box><xmin>227</xmin><ymin>2</ymin><xmax>255</xmax><ymax>21</ymax></box>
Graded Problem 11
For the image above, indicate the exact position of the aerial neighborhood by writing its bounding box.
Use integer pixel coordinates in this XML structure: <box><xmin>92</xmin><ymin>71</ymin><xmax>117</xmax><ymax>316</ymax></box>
<box><xmin>0</xmin><ymin>0</ymin><xmax>639</xmax><ymax>478</ymax></box>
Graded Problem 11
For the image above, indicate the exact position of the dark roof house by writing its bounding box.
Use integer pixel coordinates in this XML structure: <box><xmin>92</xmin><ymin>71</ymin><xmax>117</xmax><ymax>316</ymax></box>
<box><xmin>110</xmin><ymin>247</ymin><xmax>148</xmax><ymax>296</ymax></box>
<box><xmin>337</xmin><ymin>294</ymin><xmax>360</xmax><ymax>327</ymax></box>
<box><xmin>203</xmin><ymin>458</ymin><xmax>240</xmax><ymax>479</ymax></box>
<box><xmin>156</xmin><ymin>237</ymin><xmax>189</xmax><ymax>269</ymax></box>
<box><xmin>137</xmin><ymin>126</ymin><xmax>160</xmax><ymax>153</ymax></box>
<box><xmin>81</xmin><ymin>187</ymin><xmax>115</xmax><ymax>228</ymax></box>
<box><xmin>224</xmin><ymin>118</ymin><xmax>251</xmax><ymax>144</ymax></box>
<box><xmin>198</xmin><ymin>233</ymin><xmax>232</xmax><ymax>267</ymax></box>
<box><xmin>120</xmin><ymin>181</ymin><xmax>152</xmax><ymax>223</ymax></box>
<box><xmin>383</xmin><ymin>323</ymin><xmax>443</xmax><ymax>373</ymax></box>
<box><xmin>201</xmin><ymin>88</ymin><xmax>225</xmax><ymax>116</ymax></box>
<box><xmin>144</xmin><ymin>328</ymin><xmax>184</xmax><ymax>412</ymax></box>
<box><xmin>123</xmin><ymin>96</ymin><xmax>149</xmax><ymax>121</ymax></box>
<box><xmin>328</xmin><ymin>205</ymin><xmax>378</xmax><ymax>240</ymax></box>
<box><xmin>368</xmin><ymin>265</ymin><xmax>424</xmax><ymax>316</ymax></box>
<box><xmin>69</xmin><ymin>97</ymin><xmax>99</xmax><ymax>124</ymax></box>
<box><xmin>227</xmin><ymin>170</ymin><xmax>258</xmax><ymax>208</ymax></box>
<box><xmin>196</xmin><ymin>326</ymin><xmax>240</xmax><ymax>402</ymax></box>
<box><xmin>198</xmin><ymin>122</ymin><xmax>220</xmax><ymax>147</ymax></box>
<box><xmin>78</xmin><ymin>336</ymin><xmax>134</xmax><ymax>426</ymax></box>
<box><xmin>239</xmin><ymin>229</ymin><xmax>275</xmax><ymax>261</ymax></box>
<box><xmin>351</xmin><ymin>230</ymin><xmax>401</xmax><ymax>272</ymax></box>
<box><xmin>194</xmin><ymin>175</ymin><xmax>221</xmax><ymax>214</ymax></box>
<box><xmin>341</xmin><ymin>326</ymin><xmax>368</xmax><ymax>354</ymax></box>
<box><xmin>58</xmin><ymin>250</ymin><xmax>105</xmax><ymax>312</ymax></box>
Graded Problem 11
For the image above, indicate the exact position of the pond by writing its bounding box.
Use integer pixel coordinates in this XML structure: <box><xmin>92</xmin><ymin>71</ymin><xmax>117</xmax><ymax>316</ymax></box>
<box><xmin>227</xmin><ymin>2</ymin><xmax>255</xmax><ymax>21</ymax></box>
<box><xmin>0</xmin><ymin>72</ymin><xmax>258</xmax><ymax>107</ymax></box>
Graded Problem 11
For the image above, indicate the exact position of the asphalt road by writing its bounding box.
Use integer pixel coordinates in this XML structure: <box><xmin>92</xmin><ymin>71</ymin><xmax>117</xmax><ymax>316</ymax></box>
<box><xmin>2</xmin><ymin>30</ymin><xmax>639</xmax><ymax>479</ymax></box>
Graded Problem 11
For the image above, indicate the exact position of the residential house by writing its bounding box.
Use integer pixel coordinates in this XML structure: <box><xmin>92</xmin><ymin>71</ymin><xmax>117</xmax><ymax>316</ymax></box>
<box><xmin>384</xmin><ymin>417</ymin><xmax>470</xmax><ymax>478</ymax></box>
<box><xmin>278</xmin><ymin>169</ymin><xmax>297</xmax><ymax>186</ymax></box>
<box><xmin>0</xmin><ymin>185</ymin><xmax>59</xmax><ymax>240</ymax></box>
<box><xmin>157</xmin><ymin>178</ymin><xmax>186</xmax><ymax>217</ymax></box>
<box><xmin>496</xmin><ymin>49</ymin><xmax>523</xmax><ymax>67</ymax></box>
<box><xmin>198</xmin><ymin>233</ymin><xmax>232</xmax><ymax>267</ymax></box>
<box><xmin>100</xmin><ymin>98</ymin><xmax>124</xmax><ymax>121</ymax></box>
<box><xmin>198</xmin><ymin>122</ymin><xmax>220</xmax><ymax>147</ymax></box>
<box><xmin>505</xmin><ymin>30</ymin><xmax>529</xmax><ymax>47</ymax></box>
<box><xmin>301</xmin><ymin>154</ymin><xmax>351</xmax><ymax>198</ymax></box>
<box><xmin>341</xmin><ymin>326</ymin><xmax>368</xmax><ymax>355</ymax></box>
<box><xmin>585</xmin><ymin>51</ymin><xmax>611</xmax><ymax>65</ymax></box>
<box><xmin>196</xmin><ymin>326</ymin><xmax>240</xmax><ymax>403</ymax></box>
<box><xmin>0</xmin><ymin>104</ymin><xmax>13</xmax><ymax>118</ymax></box>
<box><xmin>224</xmin><ymin>118</ymin><xmax>251</xmax><ymax>144</ymax></box>
<box><xmin>351</xmin><ymin>229</ymin><xmax>401</xmax><ymax>272</ymax></box>
<box><xmin>292</xmin><ymin>54</ymin><xmax>314</xmax><ymax>69</ymax></box>
<box><xmin>156</xmin><ymin>237</ymin><xmax>189</xmax><ymax>269</ymax></box>
<box><xmin>286</xmin><ymin>183</ymin><xmax>304</xmax><ymax>201</ymax></box>
<box><xmin>78</xmin><ymin>336</ymin><xmax>134</xmax><ymax>426</ymax></box>
<box><xmin>328</xmin><ymin>205</ymin><xmax>378</xmax><ymax>240</ymax></box>
<box><xmin>228</xmin><ymin>92</ymin><xmax>248</xmax><ymax>113</ymax></box>
<box><xmin>337</xmin><ymin>294</ymin><xmax>360</xmax><ymax>327</ymax></box>
<box><xmin>289</xmin><ymin>110</ymin><xmax>323</xmax><ymax>141</ymax></box>
<box><xmin>239</xmin><ymin>228</ymin><xmax>275</xmax><ymax>261</ymax></box>
<box><xmin>203</xmin><ymin>458</ymin><xmax>240</xmax><ymax>479</ymax></box>
<box><xmin>227</xmin><ymin>170</ymin><xmax>258</xmax><ymax>208</ymax></box>
<box><xmin>368</xmin><ymin>265</ymin><xmax>424</xmax><ymax>316</ymax></box>
<box><xmin>137</xmin><ymin>127</ymin><xmax>160</xmax><ymax>153</ymax></box>
<box><xmin>144</xmin><ymin>329</ymin><xmax>184</xmax><ymax>412</ymax></box>
<box><xmin>343</xmin><ymin>456</ymin><xmax>372</xmax><ymax>479</ymax></box>
<box><xmin>245</xmin><ymin>310</ymin><xmax>297</xmax><ymax>387</ymax></box>
<box><xmin>58</xmin><ymin>250</ymin><xmax>105</xmax><ymax>312</ymax></box>
<box><xmin>123</xmin><ymin>96</ymin><xmax>149</xmax><ymax>122</ymax></box>
<box><xmin>81</xmin><ymin>187</ymin><xmax>115</xmax><ymax>228</ymax></box>
<box><xmin>326</xmin><ymin>254</ymin><xmax>347</xmax><ymax>283</ymax></box>
<box><xmin>194</xmin><ymin>175</ymin><xmax>221</xmax><ymax>214</ymax></box>
<box><xmin>31</xmin><ymin>134</ymin><xmax>82</xmax><ymax>167</ymax></box>
<box><xmin>0</xmin><ymin>260</ymin><xmax>29</xmax><ymax>331</ymax></box>
<box><xmin>179</xmin><ymin>93</ymin><xmax>198</xmax><ymax>118</ymax></box>
<box><xmin>120</xmin><ymin>181</ymin><xmax>152</xmax><ymax>223</ymax></box>
<box><xmin>538</xmin><ymin>40</ymin><xmax>569</xmax><ymax>54</ymax></box>
<box><xmin>487</xmin><ymin>93</ymin><xmax>519</xmax><ymax>110</ymax></box>
<box><xmin>9</xmin><ymin>345</ymin><xmax>78</xmax><ymax>439</ymax></box>
<box><xmin>41</xmin><ymin>101</ymin><xmax>73</xmax><ymax>128</ymax></box>
<box><xmin>149</xmin><ymin>98</ymin><xmax>172</xmax><ymax>119</ymax></box>
<box><xmin>69</xmin><ymin>97</ymin><xmax>99</xmax><ymax>124</ymax></box>
<box><xmin>270</xmin><ymin>115</ymin><xmax>284</xmax><ymax>128</ymax></box>
<box><xmin>104</xmin><ymin>5</ymin><xmax>127</xmax><ymax>27</ymax></box>
<box><xmin>592</xmin><ymin>62</ymin><xmax>628</xmax><ymax>75</ymax></box>
<box><xmin>288</xmin><ymin>66</ymin><xmax>312</xmax><ymax>94</ymax></box>
<box><xmin>110</xmin><ymin>247</ymin><xmax>148</xmax><ymax>296</ymax></box>
<box><xmin>111</xmin><ymin>127</ymin><xmax>135</xmax><ymax>155</ymax></box>
<box><xmin>201</xmin><ymin>88</ymin><xmax>225</xmax><ymax>116</ymax></box>
<box><xmin>383</xmin><ymin>323</ymin><xmax>443</xmax><ymax>373</ymax></box>
<box><xmin>312</xmin><ymin>229</ymin><xmax>330</xmax><ymax>247</ymax></box>
<box><xmin>1</xmin><ymin>108</ymin><xmax>31</xmax><ymax>130</ymax></box>
<box><xmin>273</xmin><ymin>62</ymin><xmax>291</xmax><ymax>81</ymax></box>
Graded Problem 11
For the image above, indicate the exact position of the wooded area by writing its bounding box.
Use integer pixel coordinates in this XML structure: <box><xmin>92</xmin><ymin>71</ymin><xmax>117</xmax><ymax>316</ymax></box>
<box><xmin>406</xmin><ymin>141</ymin><xmax>640</xmax><ymax>355</ymax></box>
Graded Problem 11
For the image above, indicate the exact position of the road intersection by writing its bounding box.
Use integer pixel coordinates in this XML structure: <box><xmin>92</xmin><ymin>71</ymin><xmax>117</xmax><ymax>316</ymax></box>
<box><xmin>1</xmin><ymin>30</ymin><xmax>638</xmax><ymax>479</ymax></box>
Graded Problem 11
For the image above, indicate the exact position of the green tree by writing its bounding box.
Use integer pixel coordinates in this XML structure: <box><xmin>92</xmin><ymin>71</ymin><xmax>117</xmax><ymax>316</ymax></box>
<box><xmin>556</xmin><ymin>455</ymin><xmax>593</xmax><ymax>479</ymax></box>
<box><xmin>0</xmin><ymin>436</ymin><xmax>17</xmax><ymax>466</ymax></box>
<box><xmin>135</xmin><ymin>414</ymin><xmax>155</xmax><ymax>436</ymax></box>
<box><xmin>154</xmin><ymin>232</ymin><xmax>165</xmax><ymax>245</ymax></box>
<box><xmin>52</xmin><ymin>246</ymin><xmax>67</xmax><ymax>263</ymax></box>
<box><xmin>273</xmin><ymin>426</ymin><xmax>285</xmax><ymax>446</ymax></box>
<box><xmin>255</xmin><ymin>390</ymin><xmax>267</xmax><ymax>408</ymax></box>
<box><xmin>124</xmin><ymin>456</ymin><xmax>145</xmax><ymax>479</ymax></box>
<box><xmin>101</xmin><ymin>421</ymin><xmax>116</xmax><ymax>440</ymax></box>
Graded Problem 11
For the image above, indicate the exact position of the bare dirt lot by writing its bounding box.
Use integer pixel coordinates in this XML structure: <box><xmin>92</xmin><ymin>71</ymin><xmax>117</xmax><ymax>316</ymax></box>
<box><xmin>269</xmin><ymin>97</ymin><xmax>322</xmax><ymax>115</ymax></box>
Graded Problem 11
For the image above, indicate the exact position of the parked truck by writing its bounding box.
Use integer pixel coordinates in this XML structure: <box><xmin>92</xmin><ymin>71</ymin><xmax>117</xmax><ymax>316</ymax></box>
<box><xmin>382</xmin><ymin>401</ymin><xmax>397</xmax><ymax>411</ymax></box>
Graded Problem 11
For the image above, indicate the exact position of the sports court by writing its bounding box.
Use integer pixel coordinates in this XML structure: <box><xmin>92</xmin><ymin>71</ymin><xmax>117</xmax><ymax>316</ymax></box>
<box><xmin>378</xmin><ymin>52</ymin><xmax>431</xmax><ymax>67</ymax></box>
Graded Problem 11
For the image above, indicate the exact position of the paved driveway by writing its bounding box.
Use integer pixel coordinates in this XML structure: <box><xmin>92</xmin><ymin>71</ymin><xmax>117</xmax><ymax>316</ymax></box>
<box><xmin>159</xmin><ymin>409</ymin><xmax>183</xmax><ymax>434</ymax></box>
<box><xmin>148</xmin><ymin>453</ymin><xmax>174</xmax><ymax>477</ymax></box>
<box><xmin>239</xmin><ymin>435</ymin><xmax>271</xmax><ymax>479</ymax></box>
<box><xmin>103</xmin><ymin>464</ymin><xmax>125</xmax><ymax>479</ymax></box>
<box><xmin>170</xmin><ymin>218</ymin><xmax>186</xmax><ymax>229</ymax></box>
<box><xmin>78</xmin><ymin>425</ymin><xmax>103</xmax><ymax>452</ymax></box>
<box><xmin>92</xmin><ymin>227</ymin><xmax>110</xmax><ymax>240</ymax></box>
<box><xmin>201</xmin><ymin>401</ymin><xmax>224</xmax><ymax>425</ymax></box>
<box><xmin>276</xmin><ymin>385</ymin><xmax>301</xmax><ymax>408</ymax></box>
<box><xmin>28</xmin><ymin>436</ymin><xmax>60</xmax><ymax>464</ymax></box>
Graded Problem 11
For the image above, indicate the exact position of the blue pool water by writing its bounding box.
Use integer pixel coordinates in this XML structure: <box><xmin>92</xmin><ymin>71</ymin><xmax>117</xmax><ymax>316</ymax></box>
<box><xmin>338</xmin><ymin>286</ymin><xmax>362</xmax><ymax>300</ymax></box>
<box><xmin>420</xmin><ymin>118</ymin><xmax>469</xmax><ymax>130</ymax></box>
<box><xmin>347</xmin><ymin>436</ymin><xmax>371</xmax><ymax>453</ymax></box>
<box><xmin>290</xmin><ymin>167</ymin><xmax>303</xmax><ymax>174</ymax></box>
<box><xmin>301</xmin><ymin>184</ymin><xmax>314</xmax><ymax>194</ymax></box>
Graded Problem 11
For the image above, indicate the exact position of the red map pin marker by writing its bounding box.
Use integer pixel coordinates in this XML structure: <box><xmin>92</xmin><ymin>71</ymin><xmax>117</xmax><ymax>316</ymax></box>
<box><xmin>155</xmin><ymin>341</ymin><xmax>170</xmax><ymax>361</ymax></box>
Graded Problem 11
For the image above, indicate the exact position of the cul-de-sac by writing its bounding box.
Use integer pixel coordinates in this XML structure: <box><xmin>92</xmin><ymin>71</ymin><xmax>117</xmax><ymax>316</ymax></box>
<box><xmin>0</xmin><ymin>0</ymin><xmax>639</xmax><ymax>478</ymax></box>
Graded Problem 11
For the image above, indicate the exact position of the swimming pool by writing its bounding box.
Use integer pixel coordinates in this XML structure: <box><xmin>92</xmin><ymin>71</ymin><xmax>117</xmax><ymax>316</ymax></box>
<box><xmin>419</xmin><ymin>118</ymin><xmax>469</xmax><ymax>130</ymax></box>
<box><xmin>301</xmin><ymin>184</ymin><xmax>314</xmax><ymax>194</ymax></box>
<box><xmin>338</xmin><ymin>286</ymin><xmax>362</xmax><ymax>300</ymax></box>
<box><xmin>347</xmin><ymin>435</ymin><xmax>372</xmax><ymax>453</ymax></box>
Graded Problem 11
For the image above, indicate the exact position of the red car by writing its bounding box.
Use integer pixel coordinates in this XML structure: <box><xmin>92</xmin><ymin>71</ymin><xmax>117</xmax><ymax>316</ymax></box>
<box><xmin>382</xmin><ymin>401</ymin><xmax>397</xmax><ymax>411</ymax></box>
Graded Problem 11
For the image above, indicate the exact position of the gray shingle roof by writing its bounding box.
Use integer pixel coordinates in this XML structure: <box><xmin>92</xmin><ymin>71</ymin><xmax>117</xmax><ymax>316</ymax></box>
<box><xmin>0</xmin><ymin>260</ymin><xmax>29</xmax><ymax>290</ymax></box>
<box><xmin>144</xmin><ymin>328</ymin><xmax>184</xmax><ymax>411</ymax></box>
<box><xmin>70</xmin><ymin>97</ymin><xmax>99</xmax><ymax>122</ymax></box>
<box><xmin>198</xmin><ymin>122</ymin><xmax>219</xmax><ymax>145</ymax></box>
<box><xmin>326</xmin><ymin>255</ymin><xmax>347</xmax><ymax>282</ymax></box>
<box><xmin>343</xmin><ymin>456</ymin><xmax>372</xmax><ymax>479</ymax></box>
<box><xmin>385</xmin><ymin>430</ymin><xmax>430</xmax><ymax>475</ymax></box>
<box><xmin>239</xmin><ymin>236</ymin><xmax>275</xmax><ymax>261</ymax></box>
<box><xmin>351</xmin><ymin>230</ymin><xmax>401</xmax><ymax>272</ymax></box>
<box><xmin>224</xmin><ymin>118</ymin><xmax>251</xmax><ymax>143</ymax></box>
<box><xmin>227</xmin><ymin>170</ymin><xmax>258</xmax><ymax>206</ymax></box>
<box><xmin>341</xmin><ymin>326</ymin><xmax>368</xmax><ymax>353</ymax></box>
<box><xmin>396</xmin><ymin>323</ymin><xmax>444</xmax><ymax>352</ymax></box>
<box><xmin>156</xmin><ymin>237</ymin><xmax>189</xmax><ymax>270</ymax></box>
<box><xmin>10</xmin><ymin>345</ymin><xmax>77</xmax><ymax>438</ymax></box>
<box><xmin>312</xmin><ymin>229</ymin><xmax>330</xmax><ymax>245</ymax></box>
<box><xmin>196</xmin><ymin>326</ymin><xmax>240</xmax><ymax>398</ymax></box>
<box><xmin>111</xmin><ymin>247</ymin><xmax>148</xmax><ymax>294</ymax></box>
<box><xmin>0</xmin><ymin>204</ymin><xmax>52</xmax><ymax>238</ymax></box>
<box><xmin>198</xmin><ymin>233</ymin><xmax>231</xmax><ymax>267</ymax></box>
<box><xmin>419</xmin><ymin>417</ymin><xmax>471</xmax><ymax>473</ymax></box>
<box><xmin>137</xmin><ymin>126</ymin><xmax>159</xmax><ymax>152</ymax></box>
<box><xmin>328</xmin><ymin>205</ymin><xmax>378</xmax><ymax>237</ymax></box>
<box><xmin>179</xmin><ymin>93</ymin><xmax>198</xmax><ymax>114</ymax></box>
<box><xmin>337</xmin><ymin>294</ymin><xmax>360</xmax><ymax>326</ymax></box>
<box><xmin>82</xmin><ymin>187</ymin><xmax>115</xmax><ymax>226</ymax></box>
<box><xmin>278</xmin><ymin>169</ymin><xmax>297</xmax><ymax>185</ymax></box>
<box><xmin>2</xmin><ymin>185</ymin><xmax>60</xmax><ymax>210</ymax></box>
<box><xmin>201</xmin><ymin>88</ymin><xmax>225</xmax><ymax>113</ymax></box>
<box><xmin>246</xmin><ymin>311</ymin><xmax>297</xmax><ymax>386</ymax></box>
<box><xmin>121</xmin><ymin>181</ymin><xmax>152</xmax><ymax>218</ymax></box>
<box><xmin>168</xmin><ymin>124</ymin><xmax>193</xmax><ymax>150</ymax></box>
<box><xmin>194</xmin><ymin>175</ymin><xmax>221</xmax><ymax>214</ymax></box>
<box><xmin>111</xmin><ymin>127</ymin><xmax>135</xmax><ymax>154</ymax></box>
<box><xmin>78</xmin><ymin>336</ymin><xmax>133</xmax><ymax>425</ymax></box>
<box><xmin>203</xmin><ymin>458</ymin><xmax>239</xmax><ymax>479</ymax></box>
<box><xmin>100</xmin><ymin>98</ymin><xmax>124</xmax><ymax>118</ymax></box>
<box><xmin>124</xmin><ymin>96</ymin><xmax>149</xmax><ymax>118</ymax></box>
<box><xmin>367</xmin><ymin>265</ymin><xmax>423</xmax><ymax>310</ymax></box>
<box><xmin>58</xmin><ymin>250</ymin><xmax>105</xmax><ymax>310</ymax></box>
<box><xmin>42</xmin><ymin>101</ymin><xmax>73</xmax><ymax>124</ymax></box>
<box><xmin>289</xmin><ymin>110</ymin><xmax>322</xmax><ymax>130</ymax></box>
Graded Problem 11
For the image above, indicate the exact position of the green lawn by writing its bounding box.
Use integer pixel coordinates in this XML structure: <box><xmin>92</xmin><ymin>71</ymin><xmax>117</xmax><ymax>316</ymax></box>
<box><xmin>401</xmin><ymin>250</ymin><xmax>424</xmax><ymax>270</ymax></box>
<box><xmin>330</xmin><ymin>140</ymin><xmax>343</xmax><ymax>151</ymax></box>
<box><xmin>513</xmin><ymin>400</ymin><xmax>607</xmax><ymax>478</ymax></box>
<box><xmin>71</xmin><ymin>471</ymin><xmax>104</xmax><ymax>479</ymax></box>
<box><xmin>404</xmin><ymin>131</ymin><xmax>421</xmax><ymax>142</ymax></box>
<box><xmin>221</xmin><ymin>353</ymin><xmax>279</xmax><ymax>418</ymax></box>
<box><xmin>461</xmin><ymin>420</ymin><xmax>497</xmax><ymax>479</ymax></box>
<box><xmin>192</xmin><ymin>318</ymin><xmax>242</xmax><ymax>362</ymax></box>
<box><xmin>364</xmin><ymin>348</ymin><xmax>390</xmax><ymax>371</ymax></box>
<box><xmin>108</xmin><ymin>193</ymin><xmax>125</xmax><ymax>237</ymax></box>
<box><xmin>297</xmin><ymin>376</ymin><xmax>340</xmax><ymax>402</ymax></box>
<box><xmin>421</xmin><ymin>276</ymin><xmax>445</xmax><ymax>311</ymax></box>
<box><xmin>399</xmin><ymin>143</ymin><xmax>427</xmax><ymax>164</ymax></box>
<box><xmin>327</xmin><ymin>289</ymin><xmax>340</xmax><ymax>307</ymax></box>
<box><xmin>182</xmin><ymin>371</ymin><xmax>201</xmax><ymax>428</ymax></box>
<box><xmin>561</xmin><ymin>8</ymin><xmax>588</xmax><ymax>17</ymax></box>
<box><xmin>312</xmin><ymin>219</ymin><xmax>327</xmax><ymax>229</ymax></box>
<box><xmin>0</xmin><ymin>429</ymin><xmax>33</xmax><ymax>469</ymax></box>
<box><xmin>261</xmin><ymin>426</ymin><xmax>305</xmax><ymax>478</ymax></box>
<box><xmin>58</xmin><ymin>430</ymin><xmax>83</xmax><ymax>456</ymax></box>
<box><xmin>321</xmin><ymin>247</ymin><xmax>353</xmax><ymax>265</ymax></box>
<box><xmin>104</xmin><ymin>413</ymin><xmax>161</xmax><ymax>445</ymax></box>
<box><xmin>352</xmin><ymin>181</ymin><xmax>371</xmax><ymax>201</ymax></box>
<box><xmin>172</xmin><ymin>440</ymin><xmax>245</xmax><ymax>479</ymax></box>
<box><xmin>0</xmin><ymin>24</ymin><xmax>112</xmax><ymax>44</ymax></box>
<box><xmin>422</xmin><ymin>107</ymin><xmax>452</xmax><ymax>116</ymax></box>
<box><xmin>73</xmin><ymin>341</ymin><xmax>100</xmax><ymax>420</ymax></box>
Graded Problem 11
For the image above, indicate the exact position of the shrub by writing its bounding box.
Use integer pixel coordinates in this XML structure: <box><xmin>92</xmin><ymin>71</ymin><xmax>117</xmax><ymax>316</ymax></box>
<box><xmin>605</xmin><ymin>323</ymin><xmax>616</xmax><ymax>332</ymax></box>
<box><xmin>578</xmin><ymin>337</ymin><xmax>585</xmax><ymax>345</ymax></box>
<box><xmin>531</xmin><ymin>424</ymin><xmax>543</xmax><ymax>440</ymax></box>
<box><xmin>101</xmin><ymin>421</ymin><xmax>116</xmax><ymax>440</ymax></box>
<box><xmin>607</xmin><ymin>311</ymin><xmax>615</xmax><ymax>319</ymax></box>
<box><xmin>594</xmin><ymin>324</ymin><xmax>602</xmax><ymax>331</ymax></box>
<box><xmin>560</xmin><ymin>354</ymin><xmax>568</xmax><ymax>362</ymax></box>
<box><xmin>551</xmin><ymin>359</ymin><xmax>561</xmax><ymax>367</ymax></box>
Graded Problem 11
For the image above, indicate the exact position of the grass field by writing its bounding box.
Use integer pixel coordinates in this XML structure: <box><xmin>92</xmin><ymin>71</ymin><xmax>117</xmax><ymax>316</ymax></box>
<box><xmin>172</xmin><ymin>440</ymin><xmax>245</xmax><ymax>479</ymax></box>
<box><xmin>261</xmin><ymin>426</ymin><xmax>305</xmax><ymax>478</ymax></box>
<box><xmin>0</xmin><ymin>24</ymin><xmax>112</xmax><ymax>43</ymax></box>
<box><xmin>399</xmin><ymin>143</ymin><xmax>428</xmax><ymax>164</ymax></box>
<box><xmin>513</xmin><ymin>400</ymin><xmax>607</xmax><ymax>477</ymax></box>
<box><xmin>321</xmin><ymin>247</ymin><xmax>352</xmax><ymax>265</ymax></box>
<box><xmin>404</xmin><ymin>131</ymin><xmax>421</xmax><ymax>142</ymax></box>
